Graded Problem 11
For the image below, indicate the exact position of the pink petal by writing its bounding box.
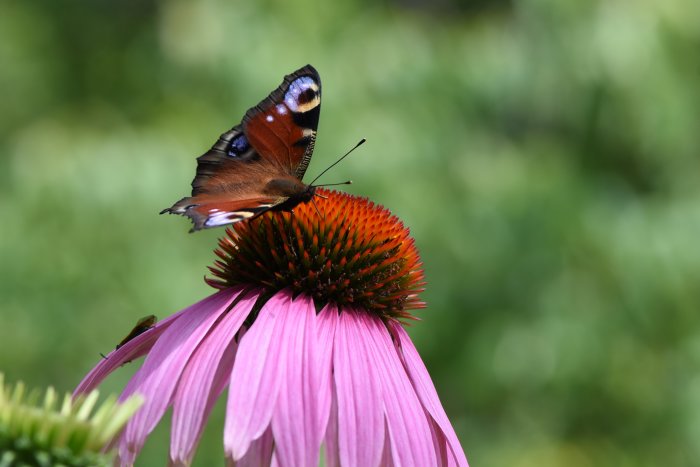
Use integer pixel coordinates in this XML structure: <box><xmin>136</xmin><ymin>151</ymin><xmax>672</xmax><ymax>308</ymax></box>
<box><xmin>170</xmin><ymin>292</ymin><xmax>257</xmax><ymax>465</ymax></box>
<box><xmin>429</xmin><ymin>415</ymin><xmax>452</xmax><ymax>466</ymax></box>
<box><xmin>236</xmin><ymin>426</ymin><xmax>274</xmax><ymax>467</ymax></box>
<box><xmin>315</xmin><ymin>304</ymin><xmax>338</xmax><ymax>439</ymax></box>
<box><xmin>270</xmin><ymin>294</ymin><xmax>320</xmax><ymax>467</ymax></box>
<box><xmin>74</xmin><ymin>305</ymin><xmax>188</xmax><ymax>396</ymax></box>
<box><xmin>362</xmin><ymin>314</ymin><xmax>436</xmax><ymax>466</ymax></box>
<box><xmin>117</xmin><ymin>289</ymin><xmax>240</xmax><ymax>464</ymax></box>
<box><xmin>390</xmin><ymin>322</ymin><xmax>469</xmax><ymax>467</ymax></box>
<box><xmin>332</xmin><ymin>309</ymin><xmax>384</xmax><ymax>467</ymax></box>
<box><xmin>378</xmin><ymin>423</ymin><xmax>394</xmax><ymax>467</ymax></box>
<box><xmin>323</xmin><ymin>386</ymin><xmax>340</xmax><ymax>467</ymax></box>
<box><xmin>224</xmin><ymin>291</ymin><xmax>293</xmax><ymax>460</ymax></box>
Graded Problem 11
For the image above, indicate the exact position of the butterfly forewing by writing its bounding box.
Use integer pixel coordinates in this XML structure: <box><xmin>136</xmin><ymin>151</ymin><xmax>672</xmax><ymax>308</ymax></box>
<box><xmin>162</xmin><ymin>65</ymin><xmax>322</xmax><ymax>231</ymax></box>
<box><xmin>243</xmin><ymin>66</ymin><xmax>321</xmax><ymax>179</ymax></box>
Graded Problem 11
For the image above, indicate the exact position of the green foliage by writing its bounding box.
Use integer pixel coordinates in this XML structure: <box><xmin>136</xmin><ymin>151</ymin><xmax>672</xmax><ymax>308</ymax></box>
<box><xmin>1</xmin><ymin>0</ymin><xmax>699</xmax><ymax>465</ymax></box>
<box><xmin>0</xmin><ymin>375</ymin><xmax>142</xmax><ymax>467</ymax></box>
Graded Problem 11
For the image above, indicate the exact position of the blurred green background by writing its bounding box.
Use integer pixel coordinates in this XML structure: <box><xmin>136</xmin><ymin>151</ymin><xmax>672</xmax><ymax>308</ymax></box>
<box><xmin>2</xmin><ymin>0</ymin><xmax>699</xmax><ymax>465</ymax></box>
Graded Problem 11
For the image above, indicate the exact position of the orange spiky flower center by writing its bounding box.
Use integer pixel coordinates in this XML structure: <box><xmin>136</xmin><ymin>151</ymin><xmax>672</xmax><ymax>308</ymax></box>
<box><xmin>208</xmin><ymin>189</ymin><xmax>425</xmax><ymax>320</ymax></box>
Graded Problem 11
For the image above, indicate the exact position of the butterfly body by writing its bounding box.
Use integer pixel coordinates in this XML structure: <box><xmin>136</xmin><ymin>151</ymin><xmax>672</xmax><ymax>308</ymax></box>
<box><xmin>162</xmin><ymin>65</ymin><xmax>322</xmax><ymax>231</ymax></box>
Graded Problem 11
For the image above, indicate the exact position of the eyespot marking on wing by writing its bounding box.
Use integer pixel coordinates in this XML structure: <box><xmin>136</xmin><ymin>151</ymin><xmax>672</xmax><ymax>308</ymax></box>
<box><xmin>285</xmin><ymin>76</ymin><xmax>320</xmax><ymax>113</ymax></box>
<box><xmin>227</xmin><ymin>134</ymin><xmax>250</xmax><ymax>158</ymax></box>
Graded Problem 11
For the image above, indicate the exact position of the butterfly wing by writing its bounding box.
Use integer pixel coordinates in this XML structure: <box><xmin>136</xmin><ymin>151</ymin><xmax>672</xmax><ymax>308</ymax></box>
<box><xmin>242</xmin><ymin>65</ymin><xmax>321</xmax><ymax>179</ymax></box>
<box><xmin>162</xmin><ymin>65</ymin><xmax>322</xmax><ymax>231</ymax></box>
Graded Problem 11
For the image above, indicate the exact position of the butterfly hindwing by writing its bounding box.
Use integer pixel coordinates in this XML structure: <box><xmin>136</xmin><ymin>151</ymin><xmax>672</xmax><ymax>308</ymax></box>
<box><xmin>190</xmin><ymin>125</ymin><xmax>261</xmax><ymax>197</ymax></box>
<box><xmin>179</xmin><ymin>196</ymin><xmax>278</xmax><ymax>230</ymax></box>
<box><xmin>162</xmin><ymin>65</ymin><xmax>322</xmax><ymax>231</ymax></box>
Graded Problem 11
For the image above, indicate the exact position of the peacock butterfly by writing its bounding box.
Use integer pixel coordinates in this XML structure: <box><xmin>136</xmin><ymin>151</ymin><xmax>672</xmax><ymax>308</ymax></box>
<box><xmin>162</xmin><ymin>65</ymin><xmax>323</xmax><ymax>231</ymax></box>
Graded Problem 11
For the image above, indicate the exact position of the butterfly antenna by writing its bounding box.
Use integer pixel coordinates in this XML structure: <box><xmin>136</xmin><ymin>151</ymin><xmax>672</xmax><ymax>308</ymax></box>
<box><xmin>309</xmin><ymin>138</ymin><xmax>366</xmax><ymax>186</ymax></box>
<box><xmin>315</xmin><ymin>181</ymin><xmax>353</xmax><ymax>188</ymax></box>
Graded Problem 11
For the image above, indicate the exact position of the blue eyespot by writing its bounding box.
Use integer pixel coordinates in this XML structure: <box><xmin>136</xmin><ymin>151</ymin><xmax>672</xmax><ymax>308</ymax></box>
<box><xmin>227</xmin><ymin>134</ymin><xmax>250</xmax><ymax>157</ymax></box>
<box><xmin>285</xmin><ymin>76</ymin><xmax>319</xmax><ymax>112</ymax></box>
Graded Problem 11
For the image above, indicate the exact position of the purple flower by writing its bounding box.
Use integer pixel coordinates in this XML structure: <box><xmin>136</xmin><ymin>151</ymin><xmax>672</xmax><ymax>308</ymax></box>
<box><xmin>75</xmin><ymin>189</ymin><xmax>468</xmax><ymax>466</ymax></box>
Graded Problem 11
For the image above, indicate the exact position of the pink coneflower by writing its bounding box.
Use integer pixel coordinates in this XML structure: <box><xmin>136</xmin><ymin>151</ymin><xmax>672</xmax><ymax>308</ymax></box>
<box><xmin>75</xmin><ymin>189</ymin><xmax>468</xmax><ymax>466</ymax></box>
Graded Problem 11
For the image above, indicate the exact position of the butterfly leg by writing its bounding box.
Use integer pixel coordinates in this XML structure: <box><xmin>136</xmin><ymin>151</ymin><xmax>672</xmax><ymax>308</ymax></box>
<box><xmin>310</xmin><ymin>197</ymin><xmax>324</xmax><ymax>220</ymax></box>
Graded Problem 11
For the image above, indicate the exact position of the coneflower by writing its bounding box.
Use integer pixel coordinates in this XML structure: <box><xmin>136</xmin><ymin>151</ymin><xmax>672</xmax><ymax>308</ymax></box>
<box><xmin>75</xmin><ymin>189</ymin><xmax>468</xmax><ymax>466</ymax></box>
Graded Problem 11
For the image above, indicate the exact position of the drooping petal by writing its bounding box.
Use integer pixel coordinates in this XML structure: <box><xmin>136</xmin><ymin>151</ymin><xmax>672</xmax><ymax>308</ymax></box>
<box><xmin>429</xmin><ymin>415</ymin><xmax>452</xmax><ymax>466</ymax></box>
<box><xmin>74</xmin><ymin>304</ymin><xmax>188</xmax><ymax>395</ymax></box>
<box><xmin>117</xmin><ymin>289</ymin><xmax>240</xmax><ymax>465</ymax></box>
<box><xmin>362</xmin><ymin>314</ymin><xmax>436</xmax><ymax>466</ymax></box>
<box><xmin>236</xmin><ymin>426</ymin><xmax>274</xmax><ymax>467</ymax></box>
<box><xmin>170</xmin><ymin>292</ymin><xmax>256</xmax><ymax>465</ymax></box>
<box><xmin>315</xmin><ymin>304</ymin><xmax>338</xmax><ymax>440</ymax></box>
<box><xmin>378</xmin><ymin>423</ymin><xmax>394</xmax><ymax>467</ymax></box>
<box><xmin>270</xmin><ymin>294</ymin><xmax>320</xmax><ymax>467</ymax></box>
<box><xmin>333</xmin><ymin>309</ymin><xmax>384</xmax><ymax>467</ymax></box>
<box><xmin>323</xmin><ymin>385</ymin><xmax>340</xmax><ymax>467</ymax></box>
<box><xmin>224</xmin><ymin>291</ymin><xmax>292</xmax><ymax>460</ymax></box>
<box><xmin>390</xmin><ymin>322</ymin><xmax>469</xmax><ymax>467</ymax></box>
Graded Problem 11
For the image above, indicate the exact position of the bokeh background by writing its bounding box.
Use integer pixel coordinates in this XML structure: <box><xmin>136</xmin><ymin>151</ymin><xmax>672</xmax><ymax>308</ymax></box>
<box><xmin>2</xmin><ymin>0</ymin><xmax>700</xmax><ymax>465</ymax></box>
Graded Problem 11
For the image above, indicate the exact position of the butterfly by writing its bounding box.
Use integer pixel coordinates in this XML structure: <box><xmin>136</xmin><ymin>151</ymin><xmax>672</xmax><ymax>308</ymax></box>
<box><xmin>161</xmin><ymin>65</ymin><xmax>323</xmax><ymax>231</ymax></box>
